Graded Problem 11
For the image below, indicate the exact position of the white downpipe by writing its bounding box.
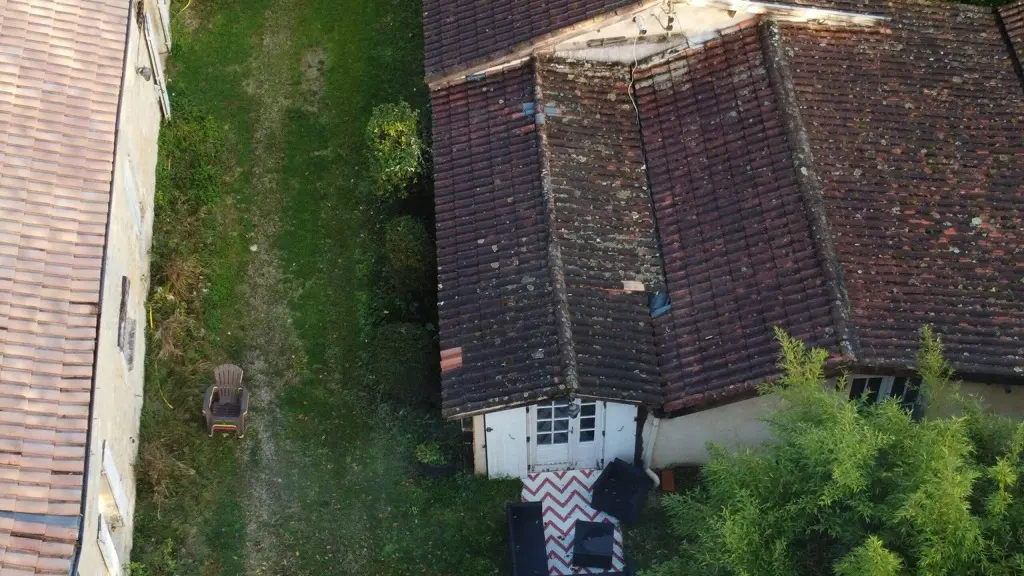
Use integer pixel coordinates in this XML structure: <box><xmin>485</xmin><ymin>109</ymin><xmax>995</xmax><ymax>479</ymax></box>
<box><xmin>646</xmin><ymin>467</ymin><xmax>660</xmax><ymax>488</ymax></box>
<box><xmin>643</xmin><ymin>416</ymin><xmax>661</xmax><ymax>487</ymax></box>
<box><xmin>642</xmin><ymin>416</ymin><xmax>661</xmax><ymax>467</ymax></box>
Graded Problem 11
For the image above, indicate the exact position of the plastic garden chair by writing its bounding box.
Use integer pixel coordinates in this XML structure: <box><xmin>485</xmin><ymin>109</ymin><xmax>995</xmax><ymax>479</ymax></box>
<box><xmin>203</xmin><ymin>364</ymin><xmax>249</xmax><ymax>437</ymax></box>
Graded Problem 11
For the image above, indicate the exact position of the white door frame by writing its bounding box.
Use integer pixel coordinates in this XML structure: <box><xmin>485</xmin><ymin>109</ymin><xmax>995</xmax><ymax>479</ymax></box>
<box><xmin>528</xmin><ymin>399</ymin><xmax>605</xmax><ymax>472</ymax></box>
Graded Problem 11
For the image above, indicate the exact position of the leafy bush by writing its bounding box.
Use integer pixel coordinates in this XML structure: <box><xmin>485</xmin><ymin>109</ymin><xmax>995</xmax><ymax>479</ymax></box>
<box><xmin>155</xmin><ymin>97</ymin><xmax>225</xmax><ymax>210</ymax></box>
<box><xmin>383</xmin><ymin>215</ymin><xmax>433</xmax><ymax>297</ymax></box>
<box><xmin>414</xmin><ymin>442</ymin><xmax>446</xmax><ymax>465</ymax></box>
<box><xmin>644</xmin><ymin>327</ymin><xmax>1024</xmax><ymax>576</ymax></box>
<box><xmin>366</xmin><ymin>101</ymin><xmax>422</xmax><ymax>198</ymax></box>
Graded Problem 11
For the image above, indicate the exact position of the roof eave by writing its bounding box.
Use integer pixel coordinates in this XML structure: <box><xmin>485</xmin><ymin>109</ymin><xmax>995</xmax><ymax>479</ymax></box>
<box><xmin>69</xmin><ymin>1</ymin><xmax>135</xmax><ymax>573</ymax></box>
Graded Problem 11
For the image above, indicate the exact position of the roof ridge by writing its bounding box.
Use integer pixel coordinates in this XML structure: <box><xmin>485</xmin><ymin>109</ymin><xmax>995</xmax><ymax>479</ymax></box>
<box><xmin>533</xmin><ymin>59</ymin><xmax>580</xmax><ymax>397</ymax></box>
<box><xmin>759</xmin><ymin>19</ymin><xmax>860</xmax><ymax>361</ymax></box>
<box><xmin>996</xmin><ymin>1</ymin><xmax>1024</xmax><ymax>93</ymax></box>
<box><xmin>425</xmin><ymin>0</ymin><xmax>653</xmax><ymax>88</ymax></box>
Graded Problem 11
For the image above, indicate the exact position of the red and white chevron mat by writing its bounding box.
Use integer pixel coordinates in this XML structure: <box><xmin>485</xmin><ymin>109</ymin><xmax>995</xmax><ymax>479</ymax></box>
<box><xmin>521</xmin><ymin>469</ymin><xmax>625</xmax><ymax>575</ymax></box>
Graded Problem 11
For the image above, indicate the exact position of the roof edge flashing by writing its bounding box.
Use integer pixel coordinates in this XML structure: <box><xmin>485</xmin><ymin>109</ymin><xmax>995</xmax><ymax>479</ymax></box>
<box><xmin>427</xmin><ymin>1</ymin><xmax>660</xmax><ymax>89</ymax></box>
<box><xmin>425</xmin><ymin>0</ymin><xmax>886</xmax><ymax>90</ymax></box>
<box><xmin>688</xmin><ymin>0</ymin><xmax>887</xmax><ymax>24</ymax></box>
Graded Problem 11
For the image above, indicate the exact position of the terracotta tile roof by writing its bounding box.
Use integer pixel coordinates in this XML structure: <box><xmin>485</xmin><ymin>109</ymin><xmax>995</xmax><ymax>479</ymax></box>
<box><xmin>0</xmin><ymin>516</ymin><xmax>79</xmax><ymax>575</ymax></box>
<box><xmin>433</xmin><ymin>64</ymin><xmax>563</xmax><ymax>417</ymax></box>
<box><xmin>422</xmin><ymin>0</ymin><xmax>640</xmax><ymax>80</ymax></box>
<box><xmin>537</xmin><ymin>57</ymin><xmax>663</xmax><ymax>406</ymax></box>
<box><xmin>780</xmin><ymin>3</ymin><xmax>1024</xmax><ymax>376</ymax></box>
<box><xmin>638</xmin><ymin>6</ymin><xmax>1024</xmax><ymax>410</ymax></box>
<box><xmin>635</xmin><ymin>24</ymin><xmax>838</xmax><ymax>411</ymax></box>
<box><xmin>419</xmin><ymin>0</ymin><xmax>900</xmax><ymax>84</ymax></box>
<box><xmin>433</xmin><ymin>58</ymin><xmax>664</xmax><ymax>417</ymax></box>
<box><xmin>431</xmin><ymin>2</ymin><xmax>1024</xmax><ymax>415</ymax></box>
<box><xmin>0</xmin><ymin>0</ymin><xmax>129</xmax><ymax>571</ymax></box>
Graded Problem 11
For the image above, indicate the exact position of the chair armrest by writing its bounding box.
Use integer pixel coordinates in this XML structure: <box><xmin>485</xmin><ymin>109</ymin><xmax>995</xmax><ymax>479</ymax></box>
<box><xmin>203</xmin><ymin>386</ymin><xmax>216</xmax><ymax>415</ymax></box>
<box><xmin>239</xmin><ymin>387</ymin><xmax>249</xmax><ymax>416</ymax></box>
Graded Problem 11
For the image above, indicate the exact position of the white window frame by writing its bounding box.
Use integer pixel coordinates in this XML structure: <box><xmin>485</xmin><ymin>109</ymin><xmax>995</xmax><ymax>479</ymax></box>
<box><xmin>848</xmin><ymin>374</ymin><xmax>919</xmax><ymax>409</ymax></box>
<box><xmin>98</xmin><ymin>514</ymin><xmax>123</xmax><ymax>576</ymax></box>
<box><xmin>143</xmin><ymin>13</ymin><xmax>171</xmax><ymax>117</ymax></box>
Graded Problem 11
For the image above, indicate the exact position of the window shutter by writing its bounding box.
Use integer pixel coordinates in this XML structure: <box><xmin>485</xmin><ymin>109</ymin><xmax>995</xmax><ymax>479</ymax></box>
<box><xmin>117</xmin><ymin>277</ymin><xmax>130</xmax><ymax>349</ymax></box>
<box><xmin>102</xmin><ymin>442</ymin><xmax>131</xmax><ymax>523</ymax></box>
<box><xmin>484</xmin><ymin>408</ymin><xmax>528</xmax><ymax>478</ymax></box>
<box><xmin>98</xmin><ymin>514</ymin><xmax>122</xmax><ymax>576</ymax></box>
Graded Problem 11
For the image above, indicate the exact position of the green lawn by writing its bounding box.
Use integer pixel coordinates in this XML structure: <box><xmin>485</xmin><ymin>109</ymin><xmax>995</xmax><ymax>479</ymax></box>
<box><xmin>132</xmin><ymin>1</ymin><xmax>523</xmax><ymax>574</ymax></box>
<box><xmin>133</xmin><ymin>1</ymin><xmax>675</xmax><ymax>574</ymax></box>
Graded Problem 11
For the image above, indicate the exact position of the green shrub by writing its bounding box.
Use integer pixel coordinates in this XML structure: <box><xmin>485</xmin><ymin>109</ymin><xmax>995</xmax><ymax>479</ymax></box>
<box><xmin>366</xmin><ymin>101</ymin><xmax>422</xmax><ymax>198</ymax></box>
<box><xmin>383</xmin><ymin>215</ymin><xmax>433</xmax><ymax>297</ymax></box>
<box><xmin>155</xmin><ymin>98</ymin><xmax>225</xmax><ymax>210</ymax></box>
<box><xmin>414</xmin><ymin>442</ymin><xmax>446</xmax><ymax>465</ymax></box>
<box><xmin>644</xmin><ymin>327</ymin><xmax>1024</xmax><ymax>576</ymax></box>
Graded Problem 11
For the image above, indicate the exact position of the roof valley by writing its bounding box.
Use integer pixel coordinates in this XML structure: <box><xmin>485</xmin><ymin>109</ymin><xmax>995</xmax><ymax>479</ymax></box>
<box><xmin>759</xmin><ymin>20</ymin><xmax>860</xmax><ymax>361</ymax></box>
<box><xmin>533</xmin><ymin>60</ymin><xmax>582</xmax><ymax>397</ymax></box>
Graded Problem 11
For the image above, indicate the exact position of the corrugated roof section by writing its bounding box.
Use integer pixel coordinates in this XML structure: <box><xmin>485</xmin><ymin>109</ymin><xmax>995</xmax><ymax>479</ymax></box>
<box><xmin>0</xmin><ymin>0</ymin><xmax>129</xmax><ymax>572</ymax></box>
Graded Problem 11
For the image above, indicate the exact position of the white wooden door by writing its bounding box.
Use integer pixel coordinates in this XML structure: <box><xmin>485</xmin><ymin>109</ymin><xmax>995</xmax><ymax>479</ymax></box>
<box><xmin>603</xmin><ymin>402</ymin><xmax>638</xmax><ymax>466</ymax></box>
<box><xmin>573</xmin><ymin>400</ymin><xmax>604</xmax><ymax>469</ymax></box>
<box><xmin>484</xmin><ymin>408</ymin><xmax>528</xmax><ymax>478</ymax></box>
<box><xmin>529</xmin><ymin>399</ymin><xmax>604</xmax><ymax>472</ymax></box>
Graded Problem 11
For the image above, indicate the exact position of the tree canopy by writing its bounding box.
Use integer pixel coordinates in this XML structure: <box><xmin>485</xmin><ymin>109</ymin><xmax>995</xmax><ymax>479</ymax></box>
<box><xmin>644</xmin><ymin>327</ymin><xmax>1024</xmax><ymax>576</ymax></box>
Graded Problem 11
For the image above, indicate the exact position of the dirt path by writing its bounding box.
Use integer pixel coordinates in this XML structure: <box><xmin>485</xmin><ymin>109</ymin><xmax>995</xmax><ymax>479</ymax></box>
<box><xmin>237</xmin><ymin>2</ymin><xmax>310</xmax><ymax>573</ymax></box>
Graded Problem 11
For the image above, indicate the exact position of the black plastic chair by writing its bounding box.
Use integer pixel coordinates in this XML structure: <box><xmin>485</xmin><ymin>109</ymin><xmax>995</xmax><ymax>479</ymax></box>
<box><xmin>507</xmin><ymin>501</ymin><xmax>547</xmax><ymax>576</ymax></box>
<box><xmin>592</xmin><ymin>458</ymin><xmax>652</xmax><ymax>525</ymax></box>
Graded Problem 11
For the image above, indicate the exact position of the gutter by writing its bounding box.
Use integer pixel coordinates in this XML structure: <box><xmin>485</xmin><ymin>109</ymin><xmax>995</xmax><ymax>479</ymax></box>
<box><xmin>70</xmin><ymin>1</ymin><xmax>135</xmax><ymax>572</ymax></box>
<box><xmin>641</xmin><ymin>414</ymin><xmax>660</xmax><ymax>468</ymax></box>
